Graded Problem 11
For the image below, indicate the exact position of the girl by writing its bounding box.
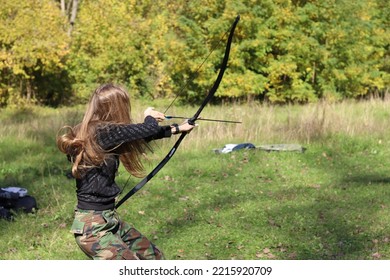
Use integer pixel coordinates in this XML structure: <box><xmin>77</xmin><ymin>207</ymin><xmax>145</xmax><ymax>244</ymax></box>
<box><xmin>57</xmin><ymin>83</ymin><xmax>195</xmax><ymax>260</ymax></box>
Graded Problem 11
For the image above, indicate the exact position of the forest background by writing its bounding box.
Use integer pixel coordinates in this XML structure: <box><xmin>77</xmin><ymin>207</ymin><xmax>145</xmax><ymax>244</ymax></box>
<box><xmin>0</xmin><ymin>0</ymin><xmax>389</xmax><ymax>108</ymax></box>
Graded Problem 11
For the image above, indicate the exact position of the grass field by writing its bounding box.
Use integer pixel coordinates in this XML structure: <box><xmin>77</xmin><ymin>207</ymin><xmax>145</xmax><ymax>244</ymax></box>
<box><xmin>1</xmin><ymin>99</ymin><xmax>390</xmax><ymax>260</ymax></box>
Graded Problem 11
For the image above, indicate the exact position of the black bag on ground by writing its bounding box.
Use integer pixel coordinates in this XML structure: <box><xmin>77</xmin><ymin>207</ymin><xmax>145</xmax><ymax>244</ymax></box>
<box><xmin>0</xmin><ymin>206</ymin><xmax>12</xmax><ymax>220</ymax></box>
<box><xmin>0</xmin><ymin>187</ymin><xmax>37</xmax><ymax>221</ymax></box>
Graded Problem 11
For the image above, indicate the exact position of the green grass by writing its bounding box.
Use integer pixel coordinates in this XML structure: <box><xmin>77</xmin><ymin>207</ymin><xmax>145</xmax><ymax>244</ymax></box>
<box><xmin>1</xmin><ymin>100</ymin><xmax>390</xmax><ymax>259</ymax></box>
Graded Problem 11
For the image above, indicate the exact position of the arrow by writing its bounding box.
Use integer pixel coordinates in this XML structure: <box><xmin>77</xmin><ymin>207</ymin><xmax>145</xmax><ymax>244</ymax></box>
<box><xmin>165</xmin><ymin>115</ymin><xmax>241</xmax><ymax>124</ymax></box>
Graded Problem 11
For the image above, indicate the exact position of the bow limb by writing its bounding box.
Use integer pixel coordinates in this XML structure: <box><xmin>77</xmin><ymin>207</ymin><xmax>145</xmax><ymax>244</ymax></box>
<box><xmin>115</xmin><ymin>133</ymin><xmax>186</xmax><ymax>208</ymax></box>
<box><xmin>115</xmin><ymin>15</ymin><xmax>240</xmax><ymax>209</ymax></box>
<box><xmin>189</xmin><ymin>15</ymin><xmax>240</xmax><ymax>125</ymax></box>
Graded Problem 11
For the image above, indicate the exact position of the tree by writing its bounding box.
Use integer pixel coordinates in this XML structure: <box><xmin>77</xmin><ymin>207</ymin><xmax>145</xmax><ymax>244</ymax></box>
<box><xmin>57</xmin><ymin>0</ymin><xmax>79</xmax><ymax>35</ymax></box>
<box><xmin>226</xmin><ymin>0</ymin><xmax>389</xmax><ymax>103</ymax></box>
<box><xmin>2</xmin><ymin>0</ymin><xmax>387</xmax><ymax>106</ymax></box>
<box><xmin>62</xmin><ymin>0</ymin><xmax>390</xmax><ymax>104</ymax></box>
<box><xmin>0</xmin><ymin>0</ymin><xmax>70</xmax><ymax>106</ymax></box>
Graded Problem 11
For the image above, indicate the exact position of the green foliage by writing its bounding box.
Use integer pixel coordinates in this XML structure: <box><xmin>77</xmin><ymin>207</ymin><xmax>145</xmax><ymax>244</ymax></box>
<box><xmin>0</xmin><ymin>0</ymin><xmax>389</xmax><ymax>105</ymax></box>
<box><xmin>66</xmin><ymin>0</ymin><xmax>148</xmax><ymax>99</ymax></box>
<box><xmin>236</xmin><ymin>0</ymin><xmax>390</xmax><ymax>102</ymax></box>
<box><xmin>0</xmin><ymin>0</ymin><xmax>70</xmax><ymax>106</ymax></box>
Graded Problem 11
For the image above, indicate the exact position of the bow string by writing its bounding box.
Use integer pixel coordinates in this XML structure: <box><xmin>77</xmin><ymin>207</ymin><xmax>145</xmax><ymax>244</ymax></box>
<box><xmin>115</xmin><ymin>15</ymin><xmax>240</xmax><ymax>209</ymax></box>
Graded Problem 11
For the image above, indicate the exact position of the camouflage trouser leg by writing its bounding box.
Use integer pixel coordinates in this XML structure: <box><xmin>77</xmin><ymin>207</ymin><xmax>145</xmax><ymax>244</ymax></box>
<box><xmin>71</xmin><ymin>209</ymin><xmax>164</xmax><ymax>260</ymax></box>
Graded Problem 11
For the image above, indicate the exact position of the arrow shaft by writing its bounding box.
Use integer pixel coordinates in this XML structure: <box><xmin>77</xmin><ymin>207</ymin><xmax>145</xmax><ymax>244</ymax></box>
<box><xmin>166</xmin><ymin>115</ymin><xmax>241</xmax><ymax>124</ymax></box>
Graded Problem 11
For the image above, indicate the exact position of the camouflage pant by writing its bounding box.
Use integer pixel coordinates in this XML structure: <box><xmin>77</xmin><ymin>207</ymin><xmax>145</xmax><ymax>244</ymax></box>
<box><xmin>70</xmin><ymin>209</ymin><xmax>164</xmax><ymax>260</ymax></box>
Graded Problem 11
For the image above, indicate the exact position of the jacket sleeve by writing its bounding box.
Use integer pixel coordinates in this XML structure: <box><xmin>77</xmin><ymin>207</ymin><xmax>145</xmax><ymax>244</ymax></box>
<box><xmin>96</xmin><ymin>116</ymin><xmax>172</xmax><ymax>150</ymax></box>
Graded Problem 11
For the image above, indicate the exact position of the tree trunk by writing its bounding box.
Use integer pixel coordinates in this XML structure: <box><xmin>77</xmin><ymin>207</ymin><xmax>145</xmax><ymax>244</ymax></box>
<box><xmin>60</xmin><ymin>0</ymin><xmax>66</xmax><ymax>16</ymax></box>
<box><xmin>26</xmin><ymin>79</ymin><xmax>32</xmax><ymax>101</ymax></box>
<box><xmin>68</xmin><ymin>0</ymin><xmax>79</xmax><ymax>36</ymax></box>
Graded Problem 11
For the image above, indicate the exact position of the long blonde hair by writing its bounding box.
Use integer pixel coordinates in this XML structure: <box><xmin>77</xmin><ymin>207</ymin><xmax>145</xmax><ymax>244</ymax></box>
<box><xmin>56</xmin><ymin>84</ymin><xmax>146</xmax><ymax>178</ymax></box>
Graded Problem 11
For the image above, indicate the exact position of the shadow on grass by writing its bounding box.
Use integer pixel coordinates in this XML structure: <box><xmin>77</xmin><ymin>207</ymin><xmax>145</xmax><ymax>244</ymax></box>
<box><xmin>149</xmin><ymin>186</ymin><xmax>376</xmax><ymax>259</ymax></box>
<box><xmin>140</xmin><ymin>147</ymin><xmax>390</xmax><ymax>260</ymax></box>
<box><xmin>342</xmin><ymin>175</ymin><xmax>390</xmax><ymax>185</ymax></box>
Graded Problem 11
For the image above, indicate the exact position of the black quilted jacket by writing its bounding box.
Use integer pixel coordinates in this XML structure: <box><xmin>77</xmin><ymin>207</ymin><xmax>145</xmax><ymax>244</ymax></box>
<box><xmin>75</xmin><ymin>116</ymin><xmax>172</xmax><ymax>210</ymax></box>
